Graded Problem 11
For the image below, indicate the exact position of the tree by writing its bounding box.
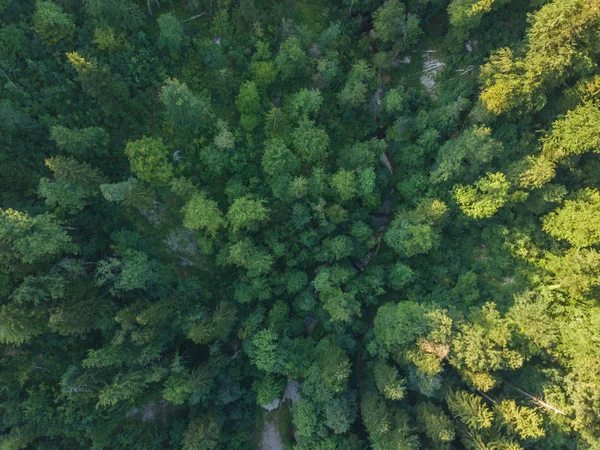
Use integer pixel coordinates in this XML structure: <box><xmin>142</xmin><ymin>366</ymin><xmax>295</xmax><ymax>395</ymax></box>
<box><xmin>0</xmin><ymin>208</ymin><xmax>74</xmax><ymax>264</ymax></box>
<box><xmin>384</xmin><ymin>199</ymin><xmax>448</xmax><ymax>257</ymax></box>
<box><xmin>448</xmin><ymin>0</ymin><xmax>510</xmax><ymax>37</ymax></box>
<box><xmin>291</xmin><ymin>118</ymin><xmax>330</xmax><ymax>164</ymax></box>
<box><xmin>182</xmin><ymin>192</ymin><xmax>225</xmax><ymax>237</ymax></box>
<box><xmin>51</xmin><ymin>126</ymin><xmax>109</xmax><ymax>157</ymax></box>
<box><xmin>373</xmin><ymin>360</ymin><xmax>406</xmax><ymax>400</ymax></box>
<box><xmin>372</xmin><ymin>0</ymin><xmax>422</xmax><ymax>53</ymax></box>
<box><xmin>455</xmin><ymin>172</ymin><xmax>510</xmax><ymax>219</ymax></box>
<box><xmin>32</xmin><ymin>1</ymin><xmax>75</xmax><ymax>45</ymax></box>
<box><xmin>338</xmin><ymin>61</ymin><xmax>376</xmax><ymax>108</ymax></box>
<box><xmin>520</xmin><ymin>103</ymin><xmax>600</xmax><ymax>188</ymax></box>
<box><xmin>480</xmin><ymin>0</ymin><xmax>600</xmax><ymax>115</ymax></box>
<box><xmin>496</xmin><ymin>399</ymin><xmax>545</xmax><ymax>439</ymax></box>
<box><xmin>235</xmin><ymin>81</ymin><xmax>261</xmax><ymax>131</ymax></box>
<box><xmin>330</xmin><ymin>170</ymin><xmax>357</xmax><ymax>202</ymax></box>
<box><xmin>431</xmin><ymin>127</ymin><xmax>503</xmax><ymax>185</ymax></box>
<box><xmin>66</xmin><ymin>52</ymin><xmax>129</xmax><ymax>113</ymax></box>
<box><xmin>157</xmin><ymin>13</ymin><xmax>183</xmax><ymax>54</ymax></box>
<box><xmin>451</xmin><ymin>303</ymin><xmax>524</xmax><ymax>391</ymax></box>
<box><xmin>416</xmin><ymin>402</ymin><xmax>455</xmax><ymax>449</ymax></box>
<box><xmin>275</xmin><ymin>36</ymin><xmax>307</xmax><ymax>80</ymax></box>
<box><xmin>124</xmin><ymin>137</ymin><xmax>173</xmax><ymax>185</ymax></box>
<box><xmin>226</xmin><ymin>196</ymin><xmax>269</xmax><ymax>232</ymax></box>
<box><xmin>542</xmin><ymin>189</ymin><xmax>600</xmax><ymax>248</ymax></box>
<box><xmin>253</xmin><ymin>374</ymin><xmax>285</xmax><ymax>405</ymax></box>
<box><xmin>160</xmin><ymin>78</ymin><xmax>212</xmax><ymax>134</ymax></box>
<box><xmin>248</xmin><ymin>329</ymin><xmax>280</xmax><ymax>373</ymax></box>
<box><xmin>317</xmin><ymin>339</ymin><xmax>351</xmax><ymax>393</ymax></box>
<box><xmin>262</xmin><ymin>139</ymin><xmax>299</xmax><ymax>177</ymax></box>
<box><xmin>182</xmin><ymin>414</ymin><xmax>221</xmax><ymax>450</ymax></box>
<box><xmin>447</xmin><ymin>390</ymin><xmax>493</xmax><ymax>431</ymax></box>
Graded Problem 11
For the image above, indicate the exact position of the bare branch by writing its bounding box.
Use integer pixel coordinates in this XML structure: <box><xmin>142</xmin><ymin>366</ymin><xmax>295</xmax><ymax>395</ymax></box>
<box><xmin>184</xmin><ymin>12</ymin><xmax>207</xmax><ymax>23</ymax></box>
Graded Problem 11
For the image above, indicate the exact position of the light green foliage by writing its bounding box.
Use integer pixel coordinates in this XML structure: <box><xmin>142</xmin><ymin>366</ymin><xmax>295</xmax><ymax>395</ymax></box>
<box><xmin>182</xmin><ymin>192</ymin><xmax>225</xmax><ymax>237</ymax></box>
<box><xmin>447</xmin><ymin>390</ymin><xmax>493</xmax><ymax>431</ymax></box>
<box><xmin>373</xmin><ymin>0</ymin><xmax>422</xmax><ymax>52</ymax></box>
<box><xmin>373</xmin><ymin>360</ymin><xmax>406</xmax><ymax>400</ymax></box>
<box><xmin>292</xmin><ymin>118</ymin><xmax>330</xmax><ymax>164</ymax></box>
<box><xmin>496</xmin><ymin>399</ymin><xmax>545</xmax><ymax>439</ymax></box>
<box><xmin>0</xmin><ymin>209</ymin><xmax>74</xmax><ymax>264</ymax></box>
<box><xmin>313</xmin><ymin>266</ymin><xmax>360</xmax><ymax>322</ymax></box>
<box><xmin>226</xmin><ymin>196</ymin><xmax>269</xmax><ymax>232</ymax></box>
<box><xmin>388</xmin><ymin>263</ymin><xmax>414</xmax><ymax>289</ymax></box>
<box><xmin>182</xmin><ymin>415</ymin><xmax>221</xmax><ymax>450</ymax></box>
<box><xmin>455</xmin><ymin>172</ymin><xmax>510</xmax><ymax>219</ymax></box>
<box><xmin>160</xmin><ymin>78</ymin><xmax>211</xmax><ymax>133</ymax></box>
<box><xmin>253</xmin><ymin>374</ymin><xmax>285</xmax><ymax>405</ymax></box>
<box><xmin>338</xmin><ymin>60</ymin><xmax>376</xmax><ymax>108</ymax></box>
<box><xmin>290</xmin><ymin>88</ymin><xmax>323</xmax><ymax>118</ymax></box>
<box><xmin>157</xmin><ymin>13</ymin><xmax>183</xmax><ymax>54</ymax></box>
<box><xmin>448</xmin><ymin>0</ymin><xmax>509</xmax><ymax>35</ymax></box>
<box><xmin>432</xmin><ymin>127</ymin><xmax>502</xmax><ymax>184</ymax></box>
<box><xmin>542</xmin><ymin>189</ymin><xmax>600</xmax><ymax>247</ymax></box>
<box><xmin>93</xmin><ymin>26</ymin><xmax>124</xmax><ymax>52</ymax></box>
<box><xmin>480</xmin><ymin>0</ymin><xmax>600</xmax><ymax>114</ymax></box>
<box><xmin>361</xmin><ymin>391</ymin><xmax>420</xmax><ymax>450</ymax></box>
<box><xmin>213</xmin><ymin>120</ymin><xmax>235</xmax><ymax>150</ymax></box>
<box><xmin>330</xmin><ymin>169</ymin><xmax>357</xmax><ymax>201</ymax></box>
<box><xmin>235</xmin><ymin>81</ymin><xmax>261</xmax><ymax>131</ymax></box>
<box><xmin>451</xmin><ymin>303</ymin><xmax>524</xmax><ymax>391</ymax></box>
<box><xmin>124</xmin><ymin>136</ymin><xmax>173</xmax><ymax>184</ymax></box>
<box><xmin>293</xmin><ymin>400</ymin><xmax>318</xmax><ymax>437</ymax></box>
<box><xmin>383</xmin><ymin>87</ymin><xmax>406</xmax><ymax>115</ymax></box>
<box><xmin>249</xmin><ymin>329</ymin><xmax>279</xmax><ymax>373</ymax></box>
<box><xmin>225</xmin><ymin>238</ymin><xmax>274</xmax><ymax>276</ymax></box>
<box><xmin>96</xmin><ymin>250</ymin><xmax>154</xmax><ymax>293</ymax></box>
<box><xmin>32</xmin><ymin>1</ymin><xmax>75</xmax><ymax>45</ymax></box>
<box><xmin>521</xmin><ymin>103</ymin><xmax>600</xmax><ymax>188</ymax></box>
<box><xmin>317</xmin><ymin>339</ymin><xmax>351</xmax><ymax>392</ymax></box>
<box><xmin>384</xmin><ymin>199</ymin><xmax>448</xmax><ymax>257</ymax></box>
<box><xmin>544</xmin><ymin>248</ymin><xmax>600</xmax><ymax>298</ymax></box>
<box><xmin>416</xmin><ymin>402</ymin><xmax>455</xmax><ymax>448</ymax></box>
<box><xmin>251</xmin><ymin>60</ymin><xmax>278</xmax><ymax>87</ymax></box>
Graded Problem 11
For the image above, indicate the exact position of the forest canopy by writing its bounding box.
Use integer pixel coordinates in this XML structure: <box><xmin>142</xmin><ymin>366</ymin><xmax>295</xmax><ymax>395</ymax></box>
<box><xmin>1</xmin><ymin>0</ymin><xmax>600</xmax><ymax>449</ymax></box>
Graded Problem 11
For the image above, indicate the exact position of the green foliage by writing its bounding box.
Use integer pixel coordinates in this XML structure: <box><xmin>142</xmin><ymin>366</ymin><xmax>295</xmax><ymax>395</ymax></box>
<box><xmin>124</xmin><ymin>137</ymin><xmax>173</xmax><ymax>185</ymax></box>
<box><xmin>4</xmin><ymin>1</ymin><xmax>600</xmax><ymax>448</ymax></box>
<box><xmin>160</xmin><ymin>78</ymin><xmax>212</xmax><ymax>134</ymax></box>
<box><xmin>51</xmin><ymin>126</ymin><xmax>109</xmax><ymax>156</ymax></box>
<box><xmin>542</xmin><ymin>188</ymin><xmax>600</xmax><ymax>247</ymax></box>
<box><xmin>276</xmin><ymin>36</ymin><xmax>307</xmax><ymax>80</ymax></box>
<box><xmin>32</xmin><ymin>1</ymin><xmax>75</xmax><ymax>45</ymax></box>
<box><xmin>292</xmin><ymin>118</ymin><xmax>330</xmax><ymax>164</ymax></box>
<box><xmin>226</xmin><ymin>196</ymin><xmax>269</xmax><ymax>232</ymax></box>
<box><xmin>455</xmin><ymin>172</ymin><xmax>510</xmax><ymax>219</ymax></box>
<box><xmin>416</xmin><ymin>402</ymin><xmax>455</xmax><ymax>448</ymax></box>
<box><xmin>373</xmin><ymin>359</ymin><xmax>406</xmax><ymax>400</ymax></box>
<box><xmin>447</xmin><ymin>390</ymin><xmax>493</xmax><ymax>431</ymax></box>
<box><xmin>0</xmin><ymin>208</ymin><xmax>74</xmax><ymax>264</ymax></box>
<box><xmin>182</xmin><ymin>192</ymin><xmax>225</xmax><ymax>237</ymax></box>
<box><xmin>373</xmin><ymin>0</ymin><xmax>422</xmax><ymax>53</ymax></box>
<box><xmin>253</xmin><ymin>374</ymin><xmax>285</xmax><ymax>405</ymax></box>
<box><xmin>157</xmin><ymin>13</ymin><xmax>183</xmax><ymax>54</ymax></box>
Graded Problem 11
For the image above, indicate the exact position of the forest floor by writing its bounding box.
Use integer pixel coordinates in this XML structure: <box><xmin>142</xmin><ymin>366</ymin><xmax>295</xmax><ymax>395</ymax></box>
<box><xmin>260</xmin><ymin>409</ymin><xmax>284</xmax><ymax>450</ymax></box>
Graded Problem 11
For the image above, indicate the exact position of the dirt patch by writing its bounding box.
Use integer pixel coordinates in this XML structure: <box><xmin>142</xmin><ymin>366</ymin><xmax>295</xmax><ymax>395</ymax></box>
<box><xmin>260</xmin><ymin>411</ymin><xmax>284</xmax><ymax>450</ymax></box>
